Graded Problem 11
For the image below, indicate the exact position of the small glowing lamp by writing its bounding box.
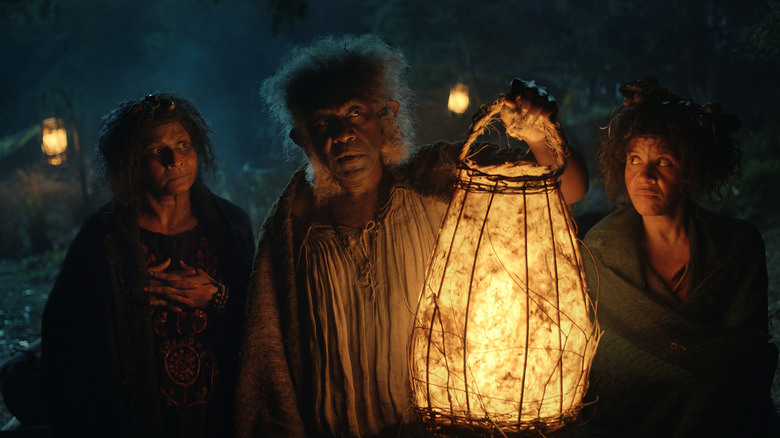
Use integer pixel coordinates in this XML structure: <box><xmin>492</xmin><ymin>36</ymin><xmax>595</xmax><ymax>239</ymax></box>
<box><xmin>410</xmin><ymin>99</ymin><xmax>599</xmax><ymax>435</ymax></box>
<box><xmin>41</xmin><ymin>117</ymin><xmax>68</xmax><ymax>166</ymax></box>
<box><xmin>448</xmin><ymin>83</ymin><xmax>470</xmax><ymax>115</ymax></box>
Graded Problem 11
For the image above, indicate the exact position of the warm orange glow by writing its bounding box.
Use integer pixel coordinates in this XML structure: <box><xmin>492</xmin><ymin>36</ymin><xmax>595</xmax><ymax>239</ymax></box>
<box><xmin>41</xmin><ymin>117</ymin><xmax>67</xmax><ymax>165</ymax></box>
<box><xmin>410</xmin><ymin>101</ymin><xmax>599</xmax><ymax>434</ymax></box>
<box><xmin>448</xmin><ymin>83</ymin><xmax>470</xmax><ymax>114</ymax></box>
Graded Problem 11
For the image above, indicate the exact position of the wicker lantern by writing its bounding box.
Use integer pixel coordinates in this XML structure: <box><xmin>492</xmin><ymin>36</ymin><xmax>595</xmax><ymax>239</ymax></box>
<box><xmin>409</xmin><ymin>99</ymin><xmax>599</xmax><ymax>436</ymax></box>
<box><xmin>41</xmin><ymin>117</ymin><xmax>68</xmax><ymax>166</ymax></box>
<box><xmin>448</xmin><ymin>83</ymin><xmax>470</xmax><ymax>115</ymax></box>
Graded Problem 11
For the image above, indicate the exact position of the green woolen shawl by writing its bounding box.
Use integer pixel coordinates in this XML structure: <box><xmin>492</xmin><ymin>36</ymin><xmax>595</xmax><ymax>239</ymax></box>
<box><xmin>580</xmin><ymin>204</ymin><xmax>776</xmax><ymax>438</ymax></box>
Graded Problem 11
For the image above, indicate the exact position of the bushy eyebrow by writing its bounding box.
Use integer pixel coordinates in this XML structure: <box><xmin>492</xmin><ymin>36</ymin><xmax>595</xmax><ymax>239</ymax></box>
<box><xmin>312</xmin><ymin>99</ymin><xmax>369</xmax><ymax>119</ymax></box>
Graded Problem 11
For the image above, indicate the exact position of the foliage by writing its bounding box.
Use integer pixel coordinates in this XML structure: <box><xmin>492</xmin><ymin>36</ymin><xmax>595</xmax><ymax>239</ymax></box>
<box><xmin>0</xmin><ymin>249</ymin><xmax>64</xmax><ymax>425</ymax></box>
<box><xmin>722</xmin><ymin>126</ymin><xmax>780</xmax><ymax>230</ymax></box>
<box><xmin>208</xmin><ymin>159</ymin><xmax>296</xmax><ymax>234</ymax></box>
<box><xmin>248</xmin><ymin>166</ymin><xmax>296</xmax><ymax>224</ymax></box>
<box><xmin>266</xmin><ymin>0</ymin><xmax>307</xmax><ymax>35</ymax></box>
<box><xmin>0</xmin><ymin>126</ymin><xmax>39</xmax><ymax>160</ymax></box>
<box><xmin>0</xmin><ymin>250</ymin><xmax>63</xmax><ymax>363</ymax></box>
<box><xmin>0</xmin><ymin>166</ymin><xmax>87</xmax><ymax>258</ymax></box>
<box><xmin>355</xmin><ymin>0</ymin><xmax>775</xmax><ymax>163</ymax></box>
<box><xmin>736</xmin><ymin>158</ymin><xmax>780</xmax><ymax>229</ymax></box>
<box><xmin>740</xmin><ymin>0</ymin><xmax>780</xmax><ymax>61</ymax></box>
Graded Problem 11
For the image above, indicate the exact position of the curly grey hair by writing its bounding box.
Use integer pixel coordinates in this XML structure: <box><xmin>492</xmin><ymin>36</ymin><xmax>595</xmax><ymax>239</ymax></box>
<box><xmin>260</xmin><ymin>34</ymin><xmax>416</xmax><ymax>198</ymax></box>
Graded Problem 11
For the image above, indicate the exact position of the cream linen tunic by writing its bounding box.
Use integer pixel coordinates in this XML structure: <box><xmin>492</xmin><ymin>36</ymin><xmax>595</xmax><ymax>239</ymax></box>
<box><xmin>299</xmin><ymin>185</ymin><xmax>448</xmax><ymax>437</ymax></box>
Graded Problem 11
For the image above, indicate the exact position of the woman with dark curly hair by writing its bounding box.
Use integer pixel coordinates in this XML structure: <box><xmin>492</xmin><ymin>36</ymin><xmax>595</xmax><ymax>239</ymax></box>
<box><xmin>40</xmin><ymin>93</ymin><xmax>254</xmax><ymax>438</ymax></box>
<box><xmin>581</xmin><ymin>77</ymin><xmax>776</xmax><ymax>437</ymax></box>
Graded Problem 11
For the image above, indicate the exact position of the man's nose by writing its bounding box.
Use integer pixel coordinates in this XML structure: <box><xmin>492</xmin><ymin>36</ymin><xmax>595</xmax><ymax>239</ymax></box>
<box><xmin>328</xmin><ymin>119</ymin><xmax>355</xmax><ymax>143</ymax></box>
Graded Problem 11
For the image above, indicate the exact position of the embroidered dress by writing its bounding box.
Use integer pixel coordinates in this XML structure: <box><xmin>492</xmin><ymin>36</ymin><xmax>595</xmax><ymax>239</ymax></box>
<box><xmin>41</xmin><ymin>183</ymin><xmax>254</xmax><ymax>438</ymax></box>
<box><xmin>300</xmin><ymin>186</ymin><xmax>447</xmax><ymax>437</ymax></box>
<box><xmin>140</xmin><ymin>226</ymin><xmax>220</xmax><ymax>436</ymax></box>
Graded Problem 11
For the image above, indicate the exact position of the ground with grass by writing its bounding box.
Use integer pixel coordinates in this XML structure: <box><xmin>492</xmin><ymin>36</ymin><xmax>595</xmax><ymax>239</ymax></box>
<box><xmin>0</xmin><ymin>250</ymin><xmax>64</xmax><ymax>426</ymax></box>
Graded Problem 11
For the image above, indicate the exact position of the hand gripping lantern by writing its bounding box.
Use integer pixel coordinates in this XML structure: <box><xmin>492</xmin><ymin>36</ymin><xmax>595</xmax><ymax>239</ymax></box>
<box><xmin>409</xmin><ymin>90</ymin><xmax>600</xmax><ymax>436</ymax></box>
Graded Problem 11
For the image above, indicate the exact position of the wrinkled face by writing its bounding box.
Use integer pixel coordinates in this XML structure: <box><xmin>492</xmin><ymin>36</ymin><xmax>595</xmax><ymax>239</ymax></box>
<box><xmin>143</xmin><ymin>121</ymin><xmax>198</xmax><ymax>198</ymax></box>
<box><xmin>624</xmin><ymin>136</ymin><xmax>686</xmax><ymax>217</ymax></box>
<box><xmin>308</xmin><ymin>98</ymin><xmax>386</xmax><ymax>194</ymax></box>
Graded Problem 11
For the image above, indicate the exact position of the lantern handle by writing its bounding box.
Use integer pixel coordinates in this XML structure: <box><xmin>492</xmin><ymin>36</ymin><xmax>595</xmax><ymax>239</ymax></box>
<box><xmin>458</xmin><ymin>97</ymin><xmax>569</xmax><ymax>172</ymax></box>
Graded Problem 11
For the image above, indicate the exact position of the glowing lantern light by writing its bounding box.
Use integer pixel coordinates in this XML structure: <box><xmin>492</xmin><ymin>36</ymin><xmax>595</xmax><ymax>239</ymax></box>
<box><xmin>410</xmin><ymin>99</ymin><xmax>600</xmax><ymax>435</ymax></box>
<box><xmin>41</xmin><ymin>117</ymin><xmax>68</xmax><ymax>166</ymax></box>
<box><xmin>448</xmin><ymin>83</ymin><xmax>470</xmax><ymax>114</ymax></box>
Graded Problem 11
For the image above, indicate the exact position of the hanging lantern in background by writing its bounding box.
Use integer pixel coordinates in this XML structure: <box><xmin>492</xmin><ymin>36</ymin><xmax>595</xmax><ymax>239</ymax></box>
<box><xmin>410</xmin><ymin>99</ymin><xmax>600</xmax><ymax>436</ymax></box>
<box><xmin>448</xmin><ymin>83</ymin><xmax>470</xmax><ymax>115</ymax></box>
<box><xmin>41</xmin><ymin>117</ymin><xmax>68</xmax><ymax>166</ymax></box>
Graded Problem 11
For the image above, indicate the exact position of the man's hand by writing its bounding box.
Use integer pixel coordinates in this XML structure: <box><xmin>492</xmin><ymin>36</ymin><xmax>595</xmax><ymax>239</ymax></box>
<box><xmin>500</xmin><ymin>78</ymin><xmax>589</xmax><ymax>204</ymax></box>
<box><xmin>500</xmin><ymin>79</ymin><xmax>558</xmax><ymax>144</ymax></box>
<box><xmin>146</xmin><ymin>258</ymin><xmax>218</xmax><ymax>312</ymax></box>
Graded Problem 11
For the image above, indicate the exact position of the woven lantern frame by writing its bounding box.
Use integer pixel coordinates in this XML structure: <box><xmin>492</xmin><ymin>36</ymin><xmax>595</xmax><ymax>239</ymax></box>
<box><xmin>409</xmin><ymin>99</ymin><xmax>600</xmax><ymax>436</ymax></box>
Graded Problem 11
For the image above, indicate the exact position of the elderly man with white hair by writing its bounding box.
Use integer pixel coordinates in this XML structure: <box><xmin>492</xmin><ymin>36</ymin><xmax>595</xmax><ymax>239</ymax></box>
<box><xmin>235</xmin><ymin>34</ymin><xmax>588</xmax><ymax>438</ymax></box>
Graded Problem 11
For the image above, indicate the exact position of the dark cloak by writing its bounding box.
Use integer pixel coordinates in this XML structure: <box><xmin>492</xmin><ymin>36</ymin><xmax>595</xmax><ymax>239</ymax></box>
<box><xmin>40</xmin><ymin>181</ymin><xmax>255</xmax><ymax>438</ymax></box>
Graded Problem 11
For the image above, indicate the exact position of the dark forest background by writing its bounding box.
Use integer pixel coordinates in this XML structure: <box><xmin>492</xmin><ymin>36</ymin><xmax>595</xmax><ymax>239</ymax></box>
<box><xmin>1</xmin><ymin>0</ymin><xmax>779</xmax><ymax>426</ymax></box>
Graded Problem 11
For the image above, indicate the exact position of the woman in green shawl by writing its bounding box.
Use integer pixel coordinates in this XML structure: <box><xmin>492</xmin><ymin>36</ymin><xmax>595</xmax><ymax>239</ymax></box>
<box><xmin>581</xmin><ymin>77</ymin><xmax>776</xmax><ymax>437</ymax></box>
